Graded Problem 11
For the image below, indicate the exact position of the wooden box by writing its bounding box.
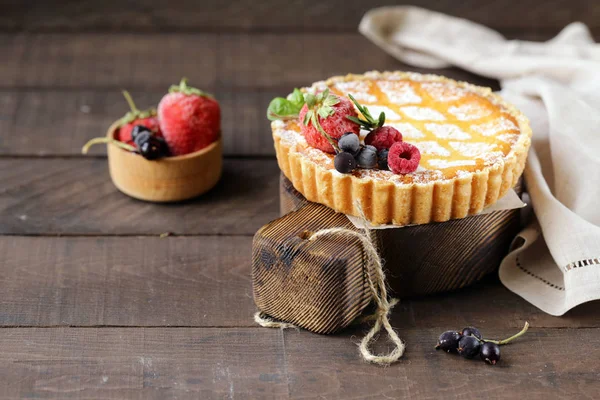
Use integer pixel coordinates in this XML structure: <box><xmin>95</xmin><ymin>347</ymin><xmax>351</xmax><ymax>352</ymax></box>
<box><xmin>252</xmin><ymin>173</ymin><xmax>522</xmax><ymax>333</ymax></box>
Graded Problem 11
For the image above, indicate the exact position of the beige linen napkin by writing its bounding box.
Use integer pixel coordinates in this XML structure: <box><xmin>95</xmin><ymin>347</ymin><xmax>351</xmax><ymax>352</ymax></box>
<box><xmin>360</xmin><ymin>6</ymin><xmax>600</xmax><ymax>315</ymax></box>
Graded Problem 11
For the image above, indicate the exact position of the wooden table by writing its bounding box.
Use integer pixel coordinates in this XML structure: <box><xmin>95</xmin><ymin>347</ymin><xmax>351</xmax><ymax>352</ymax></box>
<box><xmin>1</xmin><ymin>1</ymin><xmax>599</xmax><ymax>398</ymax></box>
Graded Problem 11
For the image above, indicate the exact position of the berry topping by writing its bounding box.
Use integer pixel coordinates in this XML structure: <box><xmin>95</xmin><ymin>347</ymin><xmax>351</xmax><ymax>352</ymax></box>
<box><xmin>355</xmin><ymin>145</ymin><xmax>378</xmax><ymax>169</ymax></box>
<box><xmin>338</xmin><ymin>132</ymin><xmax>361</xmax><ymax>155</ymax></box>
<box><xmin>134</xmin><ymin>131</ymin><xmax>152</xmax><ymax>149</ymax></box>
<box><xmin>364</xmin><ymin>126</ymin><xmax>403</xmax><ymax>151</ymax></box>
<box><xmin>462</xmin><ymin>327</ymin><xmax>482</xmax><ymax>340</ymax></box>
<box><xmin>435</xmin><ymin>331</ymin><xmax>462</xmax><ymax>353</ymax></box>
<box><xmin>131</xmin><ymin>125</ymin><xmax>152</xmax><ymax>141</ymax></box>
<box><xmin>334</xmin><ymin>152</ymin><xmax>357</xmax><ymax>174</ymax></box>
<box><xmin>139</xmin><ymin>136</ymin><xmax>169</xmax><ymax>160</ymax></box>
<box><xmin>457</xmin><ymin>335</ymin><xmax>481</xmax><ymax>359</ymax></box>
<box><xmin>377</xmin><ymin>149</ymin><xmax>389</xmax><ymax>170</ymax></box>
<box><xmin>299</xmin><ymin>90</ymin><xmax>360</xmax><ymax>154</ymax></box>
<box><xmin>116</xmin><ymin>91</ymin><xmax>160</xmax><ymax>145</ymax></box>
<box><xmin>480</xmin><ymin>342</ymin><xmax>501</xmax><ymax>365</ymax></box>
<box><xmin>388</xmin><ymin>142</ymin><xmax>421</xmax><ymax>174</ymax></box>
<box><xmin>158</xmin><ymin>78</ymin><xmax>220</xmax><ymax>156</ymax></box>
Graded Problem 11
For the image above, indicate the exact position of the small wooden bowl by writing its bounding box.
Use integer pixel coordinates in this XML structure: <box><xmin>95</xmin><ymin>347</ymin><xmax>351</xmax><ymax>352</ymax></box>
<box><xmin>106</xmin><ymin>121</ymin><xmax>222</xmax><ymax>202</ymax></box>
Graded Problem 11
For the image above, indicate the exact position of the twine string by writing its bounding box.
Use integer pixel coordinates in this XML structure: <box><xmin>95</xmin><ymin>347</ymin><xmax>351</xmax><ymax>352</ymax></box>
<box><xmin>254</xmin><ymin>205</ymin><xmax>405</xmax><ymax>366</ymax></box>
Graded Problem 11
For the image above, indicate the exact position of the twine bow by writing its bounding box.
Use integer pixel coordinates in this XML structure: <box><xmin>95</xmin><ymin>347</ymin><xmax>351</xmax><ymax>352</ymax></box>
<box><xmin>255</xmin><ymin>206</ymin><xmax>405</xmax><ymax>366</ymax></box>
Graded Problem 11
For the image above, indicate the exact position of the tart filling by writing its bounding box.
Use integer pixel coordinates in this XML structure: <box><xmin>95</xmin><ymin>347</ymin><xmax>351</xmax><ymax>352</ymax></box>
<box><xmin>272</xmin><ymin>71</ymin><xmax>531</xmax><ymax>225</ymax></box>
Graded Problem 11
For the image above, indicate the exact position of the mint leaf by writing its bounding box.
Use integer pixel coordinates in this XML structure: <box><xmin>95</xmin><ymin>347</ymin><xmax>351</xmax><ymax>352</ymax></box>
<box><xmin>287</xmin><ymin>88</ymin><xmax>304</xmax><ymax>106</ymax></box>
<box><xmin>267</xmin><ymin>88</ymin><xmax>307</xmax><ymax>121</ymax></box>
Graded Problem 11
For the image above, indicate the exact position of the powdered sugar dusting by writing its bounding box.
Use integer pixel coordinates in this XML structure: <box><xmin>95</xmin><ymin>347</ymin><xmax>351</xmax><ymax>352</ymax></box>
<box><xmin>376</xmin><ymin>81</ymin><xmax>422</xmax><ymax>104</ymax></box>
<box><xmin>496</xmin><ymin>133</ymin><xmax>520</xmax><ymax>144</ymax></box>
<box><xmin>414</xmin><ymin>141</ymin><xmax>451</xmax><ymax>157</ymax></box>
<box><xmin>421</xmin><ymin>82</ymin><xmax>468</xmax><ymax>102</ymax></box>
<box><xmin>335</xmin><ymin>80</ymin><xmax>377</xmax><ymax>103</ymax></box>
<box><xmin>449</xmin><ymin>142</ymin><xmax>497</xmax><ymax>157</ymax></box>
<box><xmin>428</xmin><ymin>159</ymin><xmax>477</xmax><ymax>169</ymax></box>
<box><xmin>448</xmin><ymin>104</ymin><xmax>492</xmax><ymax>121</ymax></box>
<box><xmin>400</xmin><ymin>106</ymin><xmax>446</xmax><ymax>121</ymax></box>
<box><xmin>366</xmin><ymin>105</ymin><xmax>402</xmax><ymax>121</ymax></box>
<box><xmin>425</xmin><ymin>123</ymin><xmax>471</xmax><ymax>140</ymax></box>
<box><xmin>471</xmin><ymin>117</ymin><xmax>519</xmax><ymax>136</ymax></box>
<box><xmin>388</xmin><ymin>122</ymin><xmax>425</xmax><ymax>139</ymax></box>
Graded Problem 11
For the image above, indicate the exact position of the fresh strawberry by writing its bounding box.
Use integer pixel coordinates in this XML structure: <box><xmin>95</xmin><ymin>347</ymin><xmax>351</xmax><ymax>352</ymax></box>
<box><xmin>299</xmin><ymin>90</ymin><xmax>359</xmax><ymax>153</ymax></box>
<box><xmin>364</xmin><ymin>126</ymin><xmax>403</xmax><ymax>151</ymax></box>
<box><xmin>388</xmin><ymin>141</ymin><xmax>421</xmax><ymax>174</ymax></box>
<box><xmin>158</xmin><ymin>78</ymin><xmax>220</xmax><ymax>156</ymax></box>
<box><xmin>116</xmin><ymin>91</ymin><xmax>160</xmax><ymax>145</ymax></box>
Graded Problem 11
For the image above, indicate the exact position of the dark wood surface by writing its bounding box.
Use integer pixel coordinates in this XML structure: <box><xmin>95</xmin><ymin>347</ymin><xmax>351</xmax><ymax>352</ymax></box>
<box><xmin>1</xmin><ymin>1</ymin><xmax>599</xmax><ymax>398</ymax></box>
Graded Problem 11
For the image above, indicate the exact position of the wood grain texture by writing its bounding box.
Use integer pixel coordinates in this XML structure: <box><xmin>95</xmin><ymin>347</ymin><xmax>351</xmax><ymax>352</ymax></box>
<box><xmin>253</xmin><ymin>203</ymin><xmax>371</xmax><ymax>334</ymax></box>
<box><xmin>283</xmin><ymin>327</ymin><xmax>600</xmax><ymax>400</ymax></box>
<box><xmin>0</xmin><ymin>90</ymin><xmax>279</xmax><ymax>156</ymax></box>
<box><xmin>0</xmin><ymin>326</ymin><xmax>598</xmax><ymax>399</ymax></box>
<box><xmin>1</xmin><ymin>235</ymin><xmax>598</xmax><ymax>329</ymax></box>
<box><xmin>0</xmin><ymin>33</ymin><xmax>498</xmax><ymax>90</ymax></box>
<box><xmin>0</xmin><ymin>327</ymin><xmax>288</xmax><ymax>400</ymax></box>
<box><xmin>0</xmin><ymin>158</ymin><xmax>280</xmax><ymax>235</ymax></box>
<box><xmin>2</xmin><ymin>0</ymin><xmax>599</xmax><ymax>33</ymax></box>
<box><xmin>0</xmin><ymin>236</ymin><xmax>257</xmax><ymax>327</ymax></box>
<box><xmin>279</xmin><ymin>175</ymin><xmax>522</xmax><ymax>296</ymax></box>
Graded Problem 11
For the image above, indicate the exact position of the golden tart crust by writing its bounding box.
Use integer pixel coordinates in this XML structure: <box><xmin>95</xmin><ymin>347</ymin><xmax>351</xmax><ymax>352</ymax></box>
<box><xmin>272</xmin><ymin>71</ymin><xmax>532</xmax><ymax>226</ymax></box>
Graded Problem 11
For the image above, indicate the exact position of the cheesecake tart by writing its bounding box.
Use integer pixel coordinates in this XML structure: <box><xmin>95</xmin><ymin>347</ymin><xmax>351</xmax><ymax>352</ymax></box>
<box><xmin>271</xmin><ymin>71</ymin><xmax>532</xmax><ymax>226</ymax></box>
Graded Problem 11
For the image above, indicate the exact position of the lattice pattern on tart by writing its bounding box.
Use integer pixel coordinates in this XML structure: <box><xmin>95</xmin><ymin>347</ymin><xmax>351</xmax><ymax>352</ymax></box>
<box><xmin>274</xmin><ymin>74</ymin><xmax>524</xmax><ymax>184</ymax></box>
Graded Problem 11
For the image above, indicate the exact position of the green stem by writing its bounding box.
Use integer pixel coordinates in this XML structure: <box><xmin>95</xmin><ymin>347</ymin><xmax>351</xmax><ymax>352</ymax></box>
<box><xmin>483</xmin><ymin>322</ymin><xmax>529</xmax><ymax>345</ymax></box>
<box><xmin>179</xmin><ymin>77</ymin><xmax>188</xmax><ymax>91</ymax></box>
<box><xmin>312</xmin><ymin>113</ymin><xmax>340</xmax><ymax>153</ymax></box>
<box><xmin>81</xmin><ymin>137</ymin><xmax>137</xmax><ymax>154</ymax></box>
<box><xmin>122</xmin><ymin>90</ymin><xmax>139</xmax><ymax>113</ymax></box>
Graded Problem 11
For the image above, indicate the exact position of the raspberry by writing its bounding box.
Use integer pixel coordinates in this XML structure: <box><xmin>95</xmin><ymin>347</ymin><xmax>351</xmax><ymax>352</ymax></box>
<box><xmin>117</xmin><ymin>116</ymin><xmax>161</xmax><ymax>145</ymax></box>
<box><xmin>364</xmin><ymin>126</ymin><xmax>403</xmax><ymax>151</ymax></box>
<box><xmin>388</xmin><ymin>141</ymin><xmax>421</xmax><ymax>174</ymax></box>
<box><xmin>299</xmin><ymin>96</ymin><xmax>360</xmax><ymax>153</ymax></box>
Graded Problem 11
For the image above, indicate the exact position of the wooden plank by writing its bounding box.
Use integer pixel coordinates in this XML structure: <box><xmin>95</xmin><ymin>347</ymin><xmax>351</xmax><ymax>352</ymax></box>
<box><xmin>0</xmin><ymin>327</ymin><xmax>288</xmax><ymax>399</ymax></box>
<box><xmin>0</xmin><ymin>158</ymin><xmax>280</xmax><ymax>235</ymax></box>
<box><xmin>1</xmin><ymin>326</ymin><xmax>599</xmax><ymax>399</ymax></box>
<box><xmin>0</xmin><ymin>90</ymin><xmax>279</xmax><ymax>157</ymax></box>
<box><xmin>2</xmin><ymin>0</ymin><xmax>599</xmax><ymax>33</ymax></box>
<box><xmin>0</xmin><ymin>33</ymin><xmax>498</xmax><ymax>90</ymax></box>
<box><xmin>0</xmin><ymin>236</ymin><xmax>598</xmax><ymax>328</ymax></box>
<box><xmin>283</xmin><ymin>327</ymin><xmax>600</xmax><ymax>399</ymax></box>
<box><xmin>0</xmin><ymin>236</ymin><xmax>259</xmax><ymax>327</ymax></box>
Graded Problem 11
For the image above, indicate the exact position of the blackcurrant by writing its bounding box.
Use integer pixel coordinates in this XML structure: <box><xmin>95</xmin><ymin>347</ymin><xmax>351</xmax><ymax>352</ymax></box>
<box><xmin>457</xmin><ymin>335</ymin><xmax>481</xmax><ymax>359</ymax></box>
<box><xmin>334</xmin><ymin>151</ymin><xmax>357</xmax><ymax>174</ymax></box>
<box><xmin>355</xmin><ymin>145</ymin><xmax>378</xmax><ymax>169</ymax></box>
<box><xmin>338</xmin><ymin>133</ymin><xmax>360</xmax><ymax>155</ymax></box>
<box><xmin>134</xmin><ymin>131</ymin><xmax>152</xmax><ymax>148</ymax></box>
<box><xmin>462</xmin><ymin>327</ymin><xmax>482</xmax><ymax>340</ymax></box>
<box><xmin>139</xmin><ymin>136</ymin><xmax>166</xmax><ymax>160</ymax></box>
<box><xmin>480</xmin><ymin>342</ymin><xmax>501</xmax><ymax>365</ymax></box>
<box><xmin>435</xmin><ymin>331</ymin><xmax>462</xmax><ymax>353</ymax></box>
<box><xmin>131</xmin><ymin>125</ymin><xmax>151</xmax><ymax>141</ymax></box>
<box><xmin>377</xmin><ymin>149</ymin><xmax>389</xmax><ymax>170</ymax></box>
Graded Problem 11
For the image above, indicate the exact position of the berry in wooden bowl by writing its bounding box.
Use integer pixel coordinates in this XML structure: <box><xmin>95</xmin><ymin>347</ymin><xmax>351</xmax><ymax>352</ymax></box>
<box><xmin>82</xmin><ymin>79</ymin><xmax>222</xmax><ymax>202</ymax></box>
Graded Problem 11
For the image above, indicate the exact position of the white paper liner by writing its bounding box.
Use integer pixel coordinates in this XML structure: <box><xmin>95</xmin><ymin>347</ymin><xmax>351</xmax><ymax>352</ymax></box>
<box><xmin>347</xmin><ymin>189</ymin><xmax>525</xmax><ymax>230</ymax></box>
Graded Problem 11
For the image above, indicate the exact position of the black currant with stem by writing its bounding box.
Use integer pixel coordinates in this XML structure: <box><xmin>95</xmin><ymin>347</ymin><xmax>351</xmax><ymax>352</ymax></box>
<box><xmin>482</xmin><ymin>322</ymin><xmax>529</xmax><ymax>346</ymax></box>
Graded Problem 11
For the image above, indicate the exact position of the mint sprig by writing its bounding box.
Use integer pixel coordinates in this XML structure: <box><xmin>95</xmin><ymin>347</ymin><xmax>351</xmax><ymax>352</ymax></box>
<box><xmin>301</xmin><ymin>89</ymin><xmax>341</xmax><ymax>152</ymax></box>
<box><xmin>346</xmin><ymin>94</ymin><xmax>385</xmax><ymax>131</ymax></box>
<box><xmin>267</xmin><ymin>88</ymin><xmax>306</xmax><ymax>121</ymax></box>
